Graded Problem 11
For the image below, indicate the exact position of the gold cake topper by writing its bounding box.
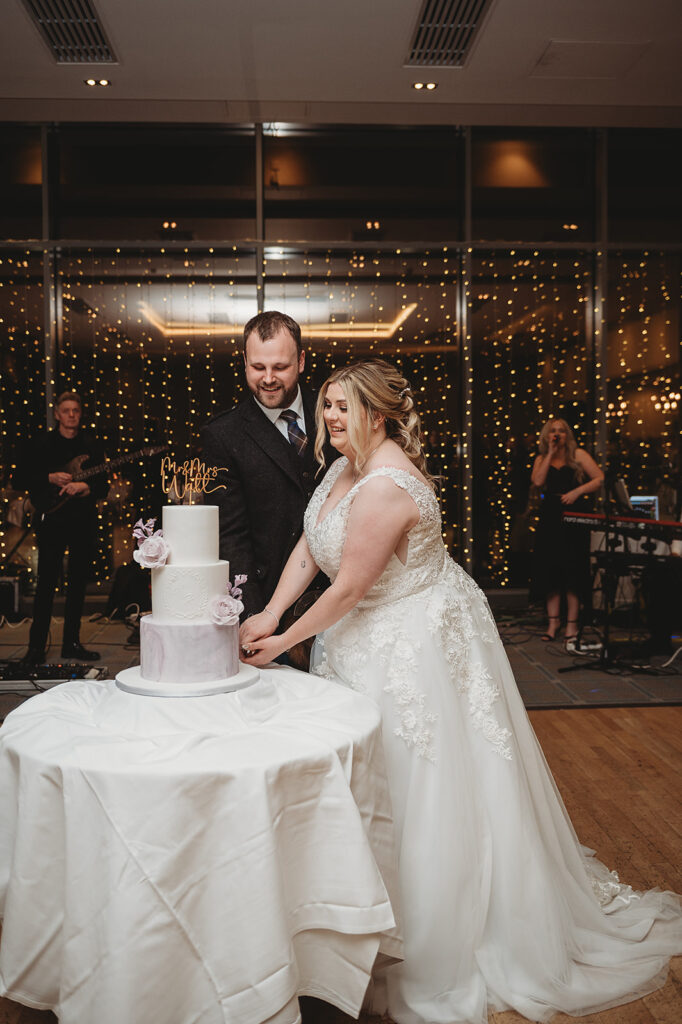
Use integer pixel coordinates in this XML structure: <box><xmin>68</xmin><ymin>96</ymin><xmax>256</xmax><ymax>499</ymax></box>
<box><xmin>160</xmin><ymin>456</ymin><xmax>227</xmax><ymax>503</ymax></box>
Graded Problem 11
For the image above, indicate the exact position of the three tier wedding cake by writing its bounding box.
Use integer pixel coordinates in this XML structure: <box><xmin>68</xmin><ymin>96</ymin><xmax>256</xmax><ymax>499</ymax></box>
<box><xmin>116</xmin><ymin>505</ymin><xmax>259</xmax><ymax>697</ymax></box>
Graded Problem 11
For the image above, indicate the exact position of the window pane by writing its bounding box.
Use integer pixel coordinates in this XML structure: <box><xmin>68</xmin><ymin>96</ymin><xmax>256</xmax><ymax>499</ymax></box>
<box><xmin>472</xmin><ymin>128</ymin><xmax>595</xmax><ymax>243</ymax></box>
<box><xmin>263</xmin><ymin>247</ymin><xmax>463</xmax><ymax>559</ymax></box>
<box><xmin>0</xmin><ymin>250</ymin><xmax>44</xmax><ymax>579</ymax></box>
<box><xmin>54</xmin><ymin>246</ymin><xmax>258</xmax><ymax>580</ymax></box>
<box><xmin>264</xmin><ymin>125</ymin><xmax>462</xmax><ymax>242</ymax></box>
<box><xmin>471</xmin><ymin>250</ymin><xmax>594</xmax><ymax>586</ymax></box>
<box><xmin>608</xmin><ymin>130</ymin><xmax>682</xmax><ymax>243</ymax></box>
<box><xmin>0</xmin><ymin>249</ymin><xmax>45</xmax><ymax>470</ymax></box>
<box><xmin>606</xmin><ymin>252</ymin><xmax>681</xmax><ymax>507</ymax></box>
<box><xmin>0</xmin><ymin>127</ymin><xmax>43</xmax><ymax>239</ymax></box>
<box><xmin>57</xmin><ymin>126</ymin><xmax>256</xmax><ymax>240</ymax></box>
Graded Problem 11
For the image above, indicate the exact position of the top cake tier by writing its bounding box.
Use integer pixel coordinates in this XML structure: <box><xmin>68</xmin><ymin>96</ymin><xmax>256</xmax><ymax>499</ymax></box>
<box><xmin>162</xmin><ymin>504</ymin><xmax>219</xmax><ymax>565</ymax></box>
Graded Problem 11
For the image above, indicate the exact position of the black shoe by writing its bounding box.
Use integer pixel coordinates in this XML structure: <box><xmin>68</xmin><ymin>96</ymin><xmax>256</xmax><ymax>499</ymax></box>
<box><xmin>21</xmin><ymin>648</ymin><xmax>46</xmax><ymax>666</ymax></box>
<box><xmin>61</xmin><ymin>643</ymin><xmax>101</xmax><ymax>662</ymax></box>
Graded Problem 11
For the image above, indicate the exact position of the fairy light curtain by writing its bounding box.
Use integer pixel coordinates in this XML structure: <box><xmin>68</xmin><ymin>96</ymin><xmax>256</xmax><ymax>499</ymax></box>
<box><xmin>55</xmin><ymin>247</ymin><xmax>257</xmax><ymax>579</ymax></box>
<box><xmin>606</xmin><ymin>251</ymin><xmax>681</xmax><ymax>513</ymax></box>
<box><xmin>263</xmin><ymin>247</ymin><xmax>461</xmax><ymax>558</ymax></box>
<box><xmin>0</xmin><ymin>252</ymin><xmax>44</xmax><ymax>575</ymax></box>
<box><xmin>0</xmin><ymin>253</ymin><xmax>45</xmax><ymax>463</ymax></box>
<box><xmin>471</xmin><ymin>250</ymin><xmax>592</xmax><ymax>587</ymax></box>
<box><xmin>1</xmin><ymin>246</ymin><xmax>680</xmax><ymax>590</ymax></box>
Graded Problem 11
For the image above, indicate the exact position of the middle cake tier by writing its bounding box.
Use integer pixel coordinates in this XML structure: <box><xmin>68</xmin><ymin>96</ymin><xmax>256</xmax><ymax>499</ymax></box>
<box><xmin>151</xmin><ymin>560</ymin><xmax>230</xmax><ymax>623</ymax></box>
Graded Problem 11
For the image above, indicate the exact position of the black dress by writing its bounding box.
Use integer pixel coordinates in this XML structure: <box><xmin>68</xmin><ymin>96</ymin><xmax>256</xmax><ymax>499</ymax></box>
<box><xmin>531</xmin><ymin>464</ymin><xmax>592</xmax><ymax>602</ymax></box>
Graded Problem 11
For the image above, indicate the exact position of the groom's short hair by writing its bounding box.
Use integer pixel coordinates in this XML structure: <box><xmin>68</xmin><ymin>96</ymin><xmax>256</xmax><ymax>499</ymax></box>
<box><xmin>243</xmin><ymin>310</ymin><xmax>302</xmax><ymax>356</ymax></box>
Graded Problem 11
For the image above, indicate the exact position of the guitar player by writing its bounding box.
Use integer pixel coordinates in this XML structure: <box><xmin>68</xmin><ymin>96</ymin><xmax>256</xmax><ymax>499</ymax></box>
<box><xmin>16</xmin><ymin>391</ymin><xmax>109</xmax><ymax>665</ymax></box>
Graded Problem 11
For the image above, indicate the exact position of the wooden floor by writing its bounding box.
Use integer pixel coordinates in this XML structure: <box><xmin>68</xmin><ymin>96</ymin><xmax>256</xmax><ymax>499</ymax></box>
<box><xmin>1</xmin><ymin>707</ymin><xmax>680</xmax><ymax>1024</ymax></box>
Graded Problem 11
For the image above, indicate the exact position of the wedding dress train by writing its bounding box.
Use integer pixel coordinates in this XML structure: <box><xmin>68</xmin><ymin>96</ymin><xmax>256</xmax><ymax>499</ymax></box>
<box><xmin>304</xmin><ymin>456</ymin><xmax>681</xmax><ymax>1024</ymax></box>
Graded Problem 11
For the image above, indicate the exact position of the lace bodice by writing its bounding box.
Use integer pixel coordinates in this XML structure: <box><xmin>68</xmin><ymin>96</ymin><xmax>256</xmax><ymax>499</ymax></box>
<box><xmin>305</xmin><ymin>458</ymin><xmax>512</xmax><ymax>762</ymax></box>
<box><xmin>304</xmin><ymin>457</ymin><xmax>445</xmax><ymax>607</ymax></box>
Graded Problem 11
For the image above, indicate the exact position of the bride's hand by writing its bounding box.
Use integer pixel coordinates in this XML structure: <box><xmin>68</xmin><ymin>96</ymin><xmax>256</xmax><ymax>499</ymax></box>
<box><xmin>240</xmin><ymin>634</ymin><xmax>286</xmax><ymax>668</ymax></box>
<box><xmin>240</xmin><ymin>611</ymin><xmax>277</xmax><ymax>647</ymax></box>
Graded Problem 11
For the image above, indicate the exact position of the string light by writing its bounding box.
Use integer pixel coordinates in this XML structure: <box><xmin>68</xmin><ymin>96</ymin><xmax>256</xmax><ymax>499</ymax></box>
<box><xmin>606</xmin><ymin>252</ymin><xmax>680</xmax><ymax>503</ymax></box>
<box><xmin>0</xmin><ymin>252</ymin><xmax>45</xmax><ymax>579</ymax></box>
<box><xmin>471</xmin><ymin>250</ymin><xmax>592</xmax><ymax>585</ymax></box>
<box><xmin>263</xmin><ymin>247</ymin><xmax>459</xmax><ymax>553</ymax></box>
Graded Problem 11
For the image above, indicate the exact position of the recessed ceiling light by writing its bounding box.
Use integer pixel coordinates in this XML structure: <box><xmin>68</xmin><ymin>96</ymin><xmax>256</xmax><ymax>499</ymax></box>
<box><xmin>85</xmin><ymin>79</ymin><xmax>97</xmax><ymax>87</ymax></box>
<box><xmin>425</xmin><ymin>82</ymin><xmax>438</xmax><ymax>90</ymax></box>
<box><xmin>99</xmin><ymin>79</ymin><xmax>110</xmax><ymax>87</ymax></box>
<box><xmin>412</xmin><ymin>82</ymin><xmax>424</xmax><ymax>90</ymax></box>
<box><xmin>83</xmin><ymin>78</ymin><xmax>111</xmax><ymax>88</ymax></box>
<box><xmin>412</xmin><ymin>81</ymin><xmax>438</xmax><ymax>91</ymax></box>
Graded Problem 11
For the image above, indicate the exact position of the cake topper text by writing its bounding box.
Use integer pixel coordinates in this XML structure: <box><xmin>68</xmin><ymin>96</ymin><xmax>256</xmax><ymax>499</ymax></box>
<box><xmin>161</xmin><ymin>456</ymin><xmax>227</xmax><ymax>503</ymax></box>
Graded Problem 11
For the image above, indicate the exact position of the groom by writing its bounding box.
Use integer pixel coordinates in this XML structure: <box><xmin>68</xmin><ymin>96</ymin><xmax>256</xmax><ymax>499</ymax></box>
<box><xmin>201</xmin><ymin>310</ymin><xmax>336</xmax><ymax>623</ymax></box>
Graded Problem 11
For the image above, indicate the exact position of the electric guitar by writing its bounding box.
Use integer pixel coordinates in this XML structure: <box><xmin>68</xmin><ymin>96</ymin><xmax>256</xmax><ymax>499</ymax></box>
<box><xmin>40</xmin><ymin>444</ymin><xmax>167</xmax><ymax>519</ymax></box>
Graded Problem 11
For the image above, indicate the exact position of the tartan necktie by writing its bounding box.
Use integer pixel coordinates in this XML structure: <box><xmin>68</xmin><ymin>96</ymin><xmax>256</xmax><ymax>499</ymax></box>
<box><xmin>280</xmin><ymin>409</ymin><xmax>308</xmax><ymax>456</ymax></box>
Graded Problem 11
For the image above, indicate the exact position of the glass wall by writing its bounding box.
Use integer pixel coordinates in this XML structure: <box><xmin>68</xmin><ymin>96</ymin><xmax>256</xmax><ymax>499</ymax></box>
<box><xmin>54</xmin><ymin>247</ymin><xmax>257</xmax><ymax>574</ymax></box>
<box><xmin>0</xmin><ymin>249</ymin><xmax>45</xmax><ymax>577</ymax></box>
<box><xmin>605</xmin><ymin>251</ymin><xmax>681</xmax><ymax>511</ymax></box>
<box><xmin>0</xmin><ymin>126</ymin><xmax>43</xmax><ymax>240</ymax></box>
<box><xmin>57</xmin><ymin>125</ymin><xmax>257</xmax><ymax>240</ymax></box>
<box><xmin>264</xmin><ymin>125</ymin><xmax>462</xmax><ymax>242</ymax></box>
<box><xmin>470</xmin><ymin>250</ymin><xmax>593</xmax><ymax>585</ymax></box>
<box><xmin>608</xmin><ymin>130</ymin><xmax>682</xmax><ymax>243</ymax></box>
<box><xmin>1</xmin><ymin>122</ymin><xmax>680</xmax><ymax>591</ymax></box>
<box><xmin>472</xmin><ymin>128</ymin><xmax>596</xmax><ymax>242</ymax></box>
<box><xmin>263</xmin><ymin>247</ymin><xmax>462</xmax><ymax>557</ymax></box>
<box><xmin>0</xmin><ymin>250</ymin><xmax>45</xmax><ymax>472</ymax></box>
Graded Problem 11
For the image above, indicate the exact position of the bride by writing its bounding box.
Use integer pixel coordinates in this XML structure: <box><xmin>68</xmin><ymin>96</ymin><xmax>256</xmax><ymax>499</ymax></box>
<box><xmin>239</xmin><ymin>359</ymin><xmax>681</xmax><ymax>1024</ymax></box>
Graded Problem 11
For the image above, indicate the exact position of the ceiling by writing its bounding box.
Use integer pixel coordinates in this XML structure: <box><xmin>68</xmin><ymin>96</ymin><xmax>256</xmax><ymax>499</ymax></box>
<box><xmin>1</xmin><ymin>0</ymin><xmax>681</xmax><ymax>127</ymax></box>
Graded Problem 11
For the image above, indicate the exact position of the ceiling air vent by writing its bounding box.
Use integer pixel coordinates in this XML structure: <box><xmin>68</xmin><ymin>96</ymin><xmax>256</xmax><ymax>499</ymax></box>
<box><xmin>406</xmin><ymin>0</ymin><xmax>494</xmax><ymax>67</ymax></box>
<box><xmin>21</xmin><ymin>0</ymin><xmax>117</xmax><ymax>64</ymax></box>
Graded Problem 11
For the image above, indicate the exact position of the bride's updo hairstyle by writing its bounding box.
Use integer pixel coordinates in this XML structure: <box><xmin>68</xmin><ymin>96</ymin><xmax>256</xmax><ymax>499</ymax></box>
<box><xmin>315</xmin><ymin>359</ymin><xmax>436</xmax><ymax>486</ymax></box>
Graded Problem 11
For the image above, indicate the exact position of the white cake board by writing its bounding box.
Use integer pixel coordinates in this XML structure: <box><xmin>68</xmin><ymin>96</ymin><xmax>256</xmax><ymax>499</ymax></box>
<box><xmin>115</xmin><ymin>663</ymin><xmax>260</xmax><ymax>698</ymax></box>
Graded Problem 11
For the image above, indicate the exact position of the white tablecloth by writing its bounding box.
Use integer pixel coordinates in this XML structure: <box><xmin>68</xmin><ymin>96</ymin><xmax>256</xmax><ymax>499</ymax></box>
<box><xmin>0</xmin><ymin>668</ymin><xmax>401</xmax><ymax>1024</ymax></box>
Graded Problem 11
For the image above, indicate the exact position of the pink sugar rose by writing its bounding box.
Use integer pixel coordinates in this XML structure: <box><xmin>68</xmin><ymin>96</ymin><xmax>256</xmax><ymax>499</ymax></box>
<box><xmin>133</xmin><ymin>534</ymin><xmax>170</xmax><ymax>569</ymax></box>
<box><xmin>209</xmin><ymin>593</ymin><xmax>244</xmax><ymax>626</ymax></box>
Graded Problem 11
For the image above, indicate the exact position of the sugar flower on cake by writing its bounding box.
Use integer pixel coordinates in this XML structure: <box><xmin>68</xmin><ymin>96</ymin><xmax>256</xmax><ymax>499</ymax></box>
<box><xmin>230</xmin><ymin>574</ymin><xmax>247</xmax><ymax>599</ymax></box>
<box><xmin>132</xmin><ymin>517</ymin><xmax>170</xmax><ymax>569</ymax></box>
<box><xmin>209</xmin><ymin>575</ymin><xmax>247</xmax><ymax>625</ymax></box>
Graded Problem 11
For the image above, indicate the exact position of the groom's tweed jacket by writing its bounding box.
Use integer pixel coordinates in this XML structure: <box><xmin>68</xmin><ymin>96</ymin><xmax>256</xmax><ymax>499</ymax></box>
<box><xmin>201</xmin><ymin>387</ymin><xmax>337</xmax><ymax>620</ymax></box>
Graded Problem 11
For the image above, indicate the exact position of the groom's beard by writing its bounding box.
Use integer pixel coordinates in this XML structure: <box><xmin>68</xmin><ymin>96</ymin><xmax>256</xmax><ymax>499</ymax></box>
<box><xmin>252</xmin><ymin>380</ymin><xmax>299</xmax><ymax>409</ymax></box>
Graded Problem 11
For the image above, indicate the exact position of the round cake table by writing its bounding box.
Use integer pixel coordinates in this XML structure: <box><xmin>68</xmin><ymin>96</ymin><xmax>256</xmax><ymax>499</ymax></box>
<box><xmin>0</xmin><ymin>667</ymin><xmax>401</xmax><ymax>1024</ymax></box>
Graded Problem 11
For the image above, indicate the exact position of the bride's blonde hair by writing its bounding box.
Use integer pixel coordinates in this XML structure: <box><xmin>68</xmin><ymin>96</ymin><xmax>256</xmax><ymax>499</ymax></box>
<box><xmin>314</xmin><ymin>359</ymin><xmax>435</xmax><ymax>486</ymax></box>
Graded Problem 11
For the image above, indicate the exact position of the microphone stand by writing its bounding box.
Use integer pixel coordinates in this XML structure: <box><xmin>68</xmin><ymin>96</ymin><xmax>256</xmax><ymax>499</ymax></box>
<box><xmin>558</xmin><ymin>489</ymin><xmax>643</xmax><ymax>675</ymax></box>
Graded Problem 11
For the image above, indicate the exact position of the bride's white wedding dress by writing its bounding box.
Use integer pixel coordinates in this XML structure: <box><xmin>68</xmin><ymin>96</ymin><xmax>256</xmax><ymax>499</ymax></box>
<box><xmin>304</xmin><ymin>456</ymin><xmax>681</xmax><ymax>1024</ymax></box>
